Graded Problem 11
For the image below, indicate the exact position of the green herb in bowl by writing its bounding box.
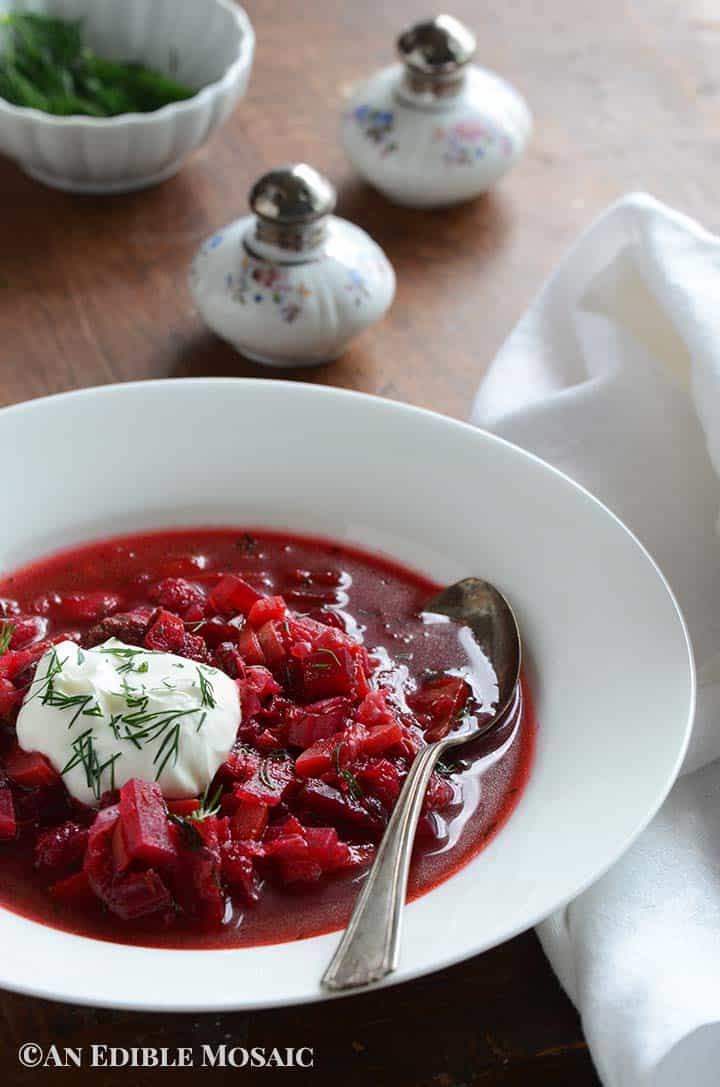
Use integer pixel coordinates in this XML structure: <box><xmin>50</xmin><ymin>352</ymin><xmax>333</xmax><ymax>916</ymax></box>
<box><xmin>0</xmin><ymin>12</ymin><xmax>197</xmax><ymax>116</ymax></box>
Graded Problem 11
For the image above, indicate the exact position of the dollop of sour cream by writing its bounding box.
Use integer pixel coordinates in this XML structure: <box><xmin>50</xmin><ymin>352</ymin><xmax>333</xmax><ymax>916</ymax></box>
<box><xmin>16</xmin><ymin>639</ymin><xmax>241</xmax><ymax>806</ymax></box>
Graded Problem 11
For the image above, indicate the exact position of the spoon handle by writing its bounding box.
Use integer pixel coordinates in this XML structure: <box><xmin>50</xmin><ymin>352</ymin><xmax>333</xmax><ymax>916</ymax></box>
<box><xmin>321</xmin><ymin>738</ymin><xmax>445</xmax><ymax>990</ymax></box>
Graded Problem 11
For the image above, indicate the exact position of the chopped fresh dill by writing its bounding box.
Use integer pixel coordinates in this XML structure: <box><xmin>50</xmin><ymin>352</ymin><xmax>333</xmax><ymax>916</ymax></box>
<box><xmin>196</xmin><ymin>667</ymin><xmax>216</xmax><ymax>709</ymax></box>
<box><xmin>153</xmin><ymin>721</ymin><xmax>181</xmax><ymax>780</ymax></box>
<box><xmin>313</xmin><ymin>648</ymin><xmax>342</xmax><ymax>669</ymax></box>
<box><xmin>0</xmin><ymin>13</ymin><xmax>198</xmax><ymax>118</ymax></box>
<box><xmin>332</xmin><ymin>741</ymin><xmax>345</xmax><ymax>774</ymax></box>
<box><xmin>188</xmin><ymin>782</ymin><xmax>223</xmax><ymax>822</ymax></box>
<box><xmin>258</xmin><ymin>758</ymin><xmax>275</xmax><ymax>790</ymax></box>
<box><xmin>340</xmin><ymin>768</ymin><xmax>363</xmax><ymax>801</ymax></box>
<box><xmin>60</xmin><ymin>729</ymin><xmax>122</xmax><ymax>800</ymax></box>
<box><xmin>258</xmin><ymin>751</ymin><xmax>288</xmax><ymax>789</ymax></box>
<box><xmin>0</xmin><ymin>621</ymin><xmax>14</xmax><ymax>656</ymax></box>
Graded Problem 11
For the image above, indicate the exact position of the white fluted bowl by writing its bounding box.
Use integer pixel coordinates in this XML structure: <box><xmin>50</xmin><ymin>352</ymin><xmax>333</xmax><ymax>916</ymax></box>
<box><xmin>0</xmin><ymin>0</ymin><xmax>254</xmax><ymax>193</ymax></box>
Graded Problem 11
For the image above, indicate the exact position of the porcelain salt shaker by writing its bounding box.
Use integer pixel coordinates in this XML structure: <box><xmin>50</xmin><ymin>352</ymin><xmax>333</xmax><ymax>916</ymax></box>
<box><xmin>341</xmin><ymin>15</ymin><xmax>532</xmax><ymax>208</ymax></box>
<box><xmin>189</xmin><ymin>164</ymin><xmax>395</xmax><ymax>367</ymax></box>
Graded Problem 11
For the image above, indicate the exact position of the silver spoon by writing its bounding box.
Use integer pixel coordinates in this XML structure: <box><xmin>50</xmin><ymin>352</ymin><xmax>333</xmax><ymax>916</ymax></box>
<box><xmin>321</xmin><ymin>577</ymin><xmax>522</xmax><ymax>991</ymax></box>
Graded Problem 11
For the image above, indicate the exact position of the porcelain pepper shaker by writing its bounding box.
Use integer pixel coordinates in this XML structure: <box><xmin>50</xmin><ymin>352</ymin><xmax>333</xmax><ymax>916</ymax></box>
<box><xmin>189</xmin><ymin>164</ymin><xmax>395</xmax><ymax>367</ymax></box>
<box><xmin>341</xmin><ymin>15</ymin><xmax>532</xmax><ymax>208</ymax></box>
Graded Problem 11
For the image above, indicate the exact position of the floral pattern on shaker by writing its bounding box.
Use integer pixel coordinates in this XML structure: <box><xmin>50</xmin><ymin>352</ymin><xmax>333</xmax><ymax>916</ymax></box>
<box><xmin>434</xmin><ymin>118</ymin><xmax>514</xmax><ymax>165</ymax></box>
<box><xmin>344</xmin><ymin>268</ymin><xmax>372</xmax><ymax>307</ymax></box>
<box><xmin>351</xmin><ymin>104</ymin><xmax>398</xmax><ymax>156</ymax></box>
<box><xmin>227</xmin><ymin>255</ymin><xmax>312</xmax><ymax>323</ymax></box>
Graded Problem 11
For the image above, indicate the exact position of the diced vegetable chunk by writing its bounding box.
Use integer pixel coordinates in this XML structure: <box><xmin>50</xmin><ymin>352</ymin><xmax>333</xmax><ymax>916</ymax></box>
<box><xmin>0</xmin><ymin>787</ymin><xmax>16</xmax><ymax>838</ymax></box>
<box><xmin>118</xmin><ymin>779</ymin><xmax>175</xmax><ymax>867</ymax></box>
<box><xmin>5</xmin><ymin>746</ymin><xmax>60</xmax><ymax>789</ymax></box>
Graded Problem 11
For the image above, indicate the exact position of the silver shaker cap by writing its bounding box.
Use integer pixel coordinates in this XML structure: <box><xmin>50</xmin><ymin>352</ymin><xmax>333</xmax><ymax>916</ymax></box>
<box><xmin>397</xmin><ymin>15</ymin><xmax>476</xmax><ymax>79</ymax></box>
<box><xmin>249</xmin><ymin>164</ymin><xmax>336</xmax><ymax>226</ymax></box>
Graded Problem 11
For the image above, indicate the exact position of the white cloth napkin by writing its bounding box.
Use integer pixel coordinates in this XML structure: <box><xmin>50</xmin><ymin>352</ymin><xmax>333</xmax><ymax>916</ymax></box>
<box><xmin>471</xmin><ymin>193</ymin><xmax>720</xmax><ymax>1087</ymax></box>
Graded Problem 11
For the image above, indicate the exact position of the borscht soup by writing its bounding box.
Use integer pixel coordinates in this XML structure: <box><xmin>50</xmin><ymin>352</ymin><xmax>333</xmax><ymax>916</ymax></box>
<box><xmin>0</xmin><ymin>529</ymin><xmax>534</xmax><ymax>949</ymax></box>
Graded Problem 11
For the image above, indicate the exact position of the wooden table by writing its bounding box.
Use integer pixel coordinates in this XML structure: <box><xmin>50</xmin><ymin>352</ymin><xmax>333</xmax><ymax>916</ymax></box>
<box><xmin>1</xmin><ymin>0</ymin><xmax>716</xmax><ymax>1081</ymax></box>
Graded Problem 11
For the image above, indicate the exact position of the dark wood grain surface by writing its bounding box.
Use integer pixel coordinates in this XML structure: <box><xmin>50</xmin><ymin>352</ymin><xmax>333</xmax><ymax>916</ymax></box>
<box><xmin>1</xmin><ymin>0</ymin><xmax>716</xmax><ymax>1081</ymax></box>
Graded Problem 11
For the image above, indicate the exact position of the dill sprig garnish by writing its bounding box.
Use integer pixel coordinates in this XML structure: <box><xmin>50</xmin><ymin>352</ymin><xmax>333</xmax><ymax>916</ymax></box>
<box><xmin>21</xmin><ymin>646</ymin><xmax>67</xmax><ymax>705</ymax></box>
<box><xmin>190</xmin><ymin>782</ymin><xmax>223</xmax><ymax>822</ymax></box>
<box><xmin>196</xmin><ymin>667</ymin><xmax>216</xmax><ymax>709</ymax></box>
<box><xmin>310</xmin><ymin>647</ymin><xmax>342</xmax><ymax>671</ymax></box>
<box><xmin>331</xmin><ymin>740</ymin><xmax>363</xmax><ymax>800</ymax></box>
<box><xmin>258</xmin><ymin>750</ymin><xmax>289</xmax><ymax>789</ymax></box>
<box><xmin>60</xmin><ymin>728</ymin><xmax>121</xmax><ymax>800</ymax></box>
<box><xmin>340</xmin><ymin>768</ymin><xmax>363</xmax><ymax>801</ymax></box>
<box><xmin>0</xmin><ymin>620</ymin><xmax>15</xmax><ymax>655</ymax></box>
<box><xmin>167</xmin><ymin>784</ymin><xmax>224</xmax><ymax>846</ymax></box>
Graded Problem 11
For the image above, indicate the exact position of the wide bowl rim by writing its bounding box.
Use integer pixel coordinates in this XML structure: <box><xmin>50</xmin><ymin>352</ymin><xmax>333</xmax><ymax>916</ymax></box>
<box><xmin>0</xmin><ymin>378</ymin><xmax>696</xmax><ymax>1011</ymax></box>
<box><xmin>0</xmin><ymin>0</ymin><xmax>255</xmax><ymax>128</ymax></box>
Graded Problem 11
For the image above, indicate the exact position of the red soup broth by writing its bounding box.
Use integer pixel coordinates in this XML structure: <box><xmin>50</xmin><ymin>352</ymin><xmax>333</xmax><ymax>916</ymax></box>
<box><xmin>0</xmin><ymin>529</ymin><xmax>535</xmax><ymax>948</ymax></box>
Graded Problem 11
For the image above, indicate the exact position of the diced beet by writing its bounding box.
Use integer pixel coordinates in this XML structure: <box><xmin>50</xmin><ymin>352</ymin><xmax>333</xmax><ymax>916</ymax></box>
<box><xmin>5</xmin><ymin>746</ymin><xmax>60</xmax><ymax>789</ymax></box>
<box><xmin>84</xmin><ymin>805</ymin><xmax>173</xmax><ymax>921</ymax></box>
<box><xmin>84</xmin><ymin>805</ymin><xmax>120</xmax><ymax>902</ymax></box>
<box><xmin>167</xmin><ymin>798</ymin><xmax>201</xmax><ymax>817</ymax></box>
<box><xmin>296</xmin><ymin>645</ymin><xmax>356</xmax><ymax>702</ymax></box>
<box><xmin>295</xmin><ymin>724</ymin><xmax>367</xmax><ymax>778</ymax></box>
<box><xmin>218</xmin><ymin>746</ymin><xmax>261</xmax><ymax>785</ymax></box>
<box><xmin>264</xmin><ymin>815</ymin><xmax>305</xmax><ymax>842</ymax></box>
<box><xmin>54</xmin><ymin>591</ymin><xmax>122</xmax><ymax>623</ymax></box>
<box><xmin>287</xmin><ymin>697</ymin><xmax>352</xmax><ymax>749</ymax></box>
<box><xmin>119</xmin><ymin>779</ymin><xmax>175</xmax><ymax>867</ymax></box>
<box><xmin>149</xmin><ymin>577</ymin><xmax>206</xmax><ymax>618</ymax></box>
<box><xmin>230</xmin><ymin>800</ymin><xmax>268</xmax><ymax>841</ymax></box>
<box><xmin>179</xmin><ymin>632</ymin><xmax>211</xmax><ymax>663</ymax></box>
<box><xmin>49</xmin><ymin>870</ymin><xmax>95</xmax><ymax>907</ymax></box>
<box><xmin>221</xmin><ymin>841</ymin><xmax>262</xmax><ymax>902</ymax></box>
<box><xmin>299</xmin><ymin>779</ymin><xmax>384</xmax><ymax>833</ymax></box>
<box><xmin>0</xmin><ymin>678</ymin><xmax>21</xmax><ymax>718</ymax></box>
<box><xmin>198</xmin><ymin>616</ymin><xmax>243</xmax><ymax>650</ymax></box>
<box><xmin>361</xmin><ymin>721</ymin><xmax>404</xmax><ymax>756</ymax></box>
<box><xmin>171</xmin><ymin>818</ymin><xmax>225</xmax><ymax>928</ymax></box>
<box><xmin>34</xmin><ymin>821</ymin><xmax>88</xmax><ymax>871</ymax></box>
<box><xmin>209</xmin><ymin>574</ymin><xmax>263</xmax><ymax>618</ymax></box>
<box><xmin>111</xmin><ymin>818</ymin><xmax>132</xmax><ymax>873</ymax></box>
<box><xmin>213</xmin><ymin>642</ymin><xmax>245</xmax><ymax>678</ymax></box>
<box><xmin>0</xmin><ymin>786</ymin><xmax>16</xmax><ymax>838</ymax></box>
<box><xmin>266</xmin><ymin>835</ymin><xmax>323</xmax><ymax>884</ymax></box>
<box><xmin>109</xmin><ymin>869</ymin><xmax>174</xmax><ymax>921</ymax></box>
<box><xmin>0</xmin><ymin>648</ymin><xmax>36</xmax><ymax>682</ymax></box>
<box><xmin>294</xmin><ymin>736</ymin><xmax>338</xmax><ymax>778</ymax></box>
<box><xmin>357</xmin><ymin>758</ymin><xmax>404</xmax><ymax>808</ymax></box>
<box><xmin>236</xmin><ymin>665</ymin><xmax>281</xmax><ymax>720</ymax></box>
<box><xmin>356</xmin><ymin>689</ymin><xmax>396</xmax><ymax>729</ymax></box>
<box><xmin>256</xmin><ymin>621</ymin><xmax>288</xmax><ymax>668</ymax></box>
<box><xmin>144</xmin><ymin>609</ymin><xmax>185</xmax><ymax>654</ymax></box>
<box><xmin>233</xmin><ymin>756</ymin><xmax>295</xmax><ymax>807</ymax></box>
<box><xmin>407</xmin><ymin>675</ymin><xmax>470</xmax><ymax>741</ymax></box>
<box><xmin>247</xmin><ymin>595</ymin><xmax>286</xmax><ymax>627</ymax></box>
<box><xmin>236</xmin><ymin>625</ymin><xmax>265</xmax><ymax>666</ymax></box>
<box><xmin>7</xmin><ymin>615</ymin><xmax>47</xmax><ymax>650</ymax></box>
<box><xmin>424</xmin><ymin>772</ymin><xmax>455</xmax><ymax>812</ymax></box>
<box><xmin>265</xmin><ymin>823</ymin><xmax>353</xmax><ymax>884</ymax></box>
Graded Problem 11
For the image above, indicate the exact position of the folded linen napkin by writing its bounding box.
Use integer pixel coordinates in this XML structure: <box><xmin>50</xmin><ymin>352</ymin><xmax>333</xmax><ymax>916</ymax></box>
<box><xmin>471</xmin><ymin>193</ymin><xmax>720</xmax><ymax>1087</ymax></box>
